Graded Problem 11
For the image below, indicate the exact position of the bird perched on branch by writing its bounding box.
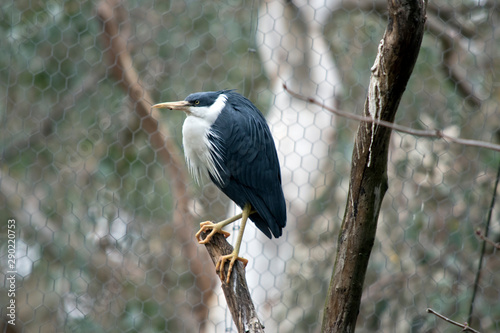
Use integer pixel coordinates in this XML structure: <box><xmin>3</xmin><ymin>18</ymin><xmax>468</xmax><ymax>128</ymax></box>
<box><xmin>153</xmin><ymin>90</ymin><xmax>286</xmax><ymax>283</ymax></box>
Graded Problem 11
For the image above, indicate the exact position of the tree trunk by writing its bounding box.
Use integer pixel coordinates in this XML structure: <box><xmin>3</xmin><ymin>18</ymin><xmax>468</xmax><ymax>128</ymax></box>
<box><xmin>321</xmin><ymin>0</ymin><xmax>426</xmax><ymax>332</ymax></box>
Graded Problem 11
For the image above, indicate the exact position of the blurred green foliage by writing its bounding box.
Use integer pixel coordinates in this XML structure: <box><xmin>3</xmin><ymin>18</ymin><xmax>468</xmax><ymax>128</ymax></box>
<box><xmin>1</xmin><ymin>0</ymin><xmax>500</xmax><ymax>332</ymax></box>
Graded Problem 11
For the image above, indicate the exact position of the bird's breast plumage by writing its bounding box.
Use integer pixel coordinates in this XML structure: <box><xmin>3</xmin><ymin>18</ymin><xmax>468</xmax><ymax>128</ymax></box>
<box><xmin>182</xmin><ymin>110</ymin><xmax>225</xmax><ymax>185</ymax></box>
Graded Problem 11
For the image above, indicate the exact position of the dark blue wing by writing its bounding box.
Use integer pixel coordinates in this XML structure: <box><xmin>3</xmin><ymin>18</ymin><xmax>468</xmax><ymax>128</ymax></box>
<box><xmin>208</xmin><ymin>91</ymin><xmax>286</xmax><ymax>238</ymax></box>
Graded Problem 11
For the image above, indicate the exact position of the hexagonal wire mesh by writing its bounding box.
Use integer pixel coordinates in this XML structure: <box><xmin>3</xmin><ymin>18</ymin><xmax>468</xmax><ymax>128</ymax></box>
<box><xmin>1</xmin><ymin>0</ymin><xmax>499</xmax><ymax>332</ymax></box>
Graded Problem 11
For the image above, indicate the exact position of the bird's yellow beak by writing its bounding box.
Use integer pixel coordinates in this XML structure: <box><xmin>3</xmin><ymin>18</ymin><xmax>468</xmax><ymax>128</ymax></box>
<box><xmin>152</xmin><ymin>100</ymin><xmax>191</xmax><ymax>110</ymax></box>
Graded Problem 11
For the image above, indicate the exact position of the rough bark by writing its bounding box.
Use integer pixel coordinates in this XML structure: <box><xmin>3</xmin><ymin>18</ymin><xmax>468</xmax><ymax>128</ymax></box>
<box><xmin>198</xmin><ymin>231</ymin><xmax>265</xmax><ymax>333</ymax></box>
<box><xmin>321</xmin><ymin>0</ymin><xmax>426</xmax><ymax>332</ymax></box>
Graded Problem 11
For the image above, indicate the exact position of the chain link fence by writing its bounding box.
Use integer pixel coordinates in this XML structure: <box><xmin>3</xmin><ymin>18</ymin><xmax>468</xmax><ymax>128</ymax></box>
<box><xmin>1</xmin><ymin>0</ymin><xmax>499</xmax><ymax>332</ymax></box>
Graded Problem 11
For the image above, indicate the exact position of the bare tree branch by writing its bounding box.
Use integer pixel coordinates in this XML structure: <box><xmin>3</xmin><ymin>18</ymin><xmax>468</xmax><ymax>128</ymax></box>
<box><xmin>96</xmin><ymin>0</ymin><xmax>215</xmax><ymax>327</ymax></box>
<box><xmin>468</xmin><ymin>160</ymin><xmax>500</xmax><ymax>327</ymax></box>
<box><xmin>321</xmin><ymin>0</ymin><xmax>426</xmax><ymax>331</ymax></box>
<box><xmin>284</xmin><ymin>84</ymin><xmax>500</xmax><ymax>153</ymax></box>
<box><xmin>427</xmin><ymin>308</ymin><xmax>482</xmax><ymax>333</ymax></box>
<box><xmin>198</xmin><ymin>231</ymin><xmax>265</xmax><ymax>333</ymax></box>
<box><xmin>425</xmin><ymin>17</ymin><xmax>482</xmax><ymax>107</ymax></box>
<box><xmin>340</xmin><ymin>0</ymin><xmax>485</xmax><ymax>106</ymax></box>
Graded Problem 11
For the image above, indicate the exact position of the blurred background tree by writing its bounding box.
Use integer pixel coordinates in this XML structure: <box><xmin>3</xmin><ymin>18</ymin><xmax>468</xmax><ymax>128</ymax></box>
<box><xmin>0</xmin><ymin>0</ymin><xmax>499</xmax><ymax>332</ymax></box>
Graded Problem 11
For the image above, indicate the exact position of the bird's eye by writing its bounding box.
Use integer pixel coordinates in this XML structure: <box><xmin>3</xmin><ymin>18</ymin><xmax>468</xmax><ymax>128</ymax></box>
<box><xmin>194</xmin><ymin>100</ymin><xmax>200</xmax><ymax>105</ymax></box>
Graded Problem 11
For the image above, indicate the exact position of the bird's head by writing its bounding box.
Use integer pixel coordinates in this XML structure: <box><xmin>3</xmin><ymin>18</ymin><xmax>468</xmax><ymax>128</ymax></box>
<box><xmin>152</xmin><ymin>91</ymin><xmax>230</xmax><ymax>123</ymax></box>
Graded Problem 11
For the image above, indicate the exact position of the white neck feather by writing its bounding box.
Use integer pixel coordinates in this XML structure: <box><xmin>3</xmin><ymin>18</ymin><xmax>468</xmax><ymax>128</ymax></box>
<box><xmin>182</xmin><ymin>94</ymin><xmax>227</xmax><ymax>184</ymax></box>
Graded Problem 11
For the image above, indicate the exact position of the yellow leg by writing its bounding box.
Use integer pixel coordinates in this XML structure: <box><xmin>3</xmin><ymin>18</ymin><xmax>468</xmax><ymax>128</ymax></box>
<box><xmin>215</xmin><ymin>203</ymin><xmax>252</xmax><ymax>284</ymax></box>
<box><xmin>195</xmin><ymin>212</ymin><xmax>243</xmax><ymax>244</ymax></box>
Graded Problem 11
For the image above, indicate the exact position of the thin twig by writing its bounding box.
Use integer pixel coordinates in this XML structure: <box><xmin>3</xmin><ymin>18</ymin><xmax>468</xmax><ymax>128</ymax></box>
<box><xmin>427</xmin><ymin>308</ymin><xmax>482</xmax><ymax>333</ymax></box>
<box><xmin>283</xmin><ymin>83</ymin><xmax>500</xmax><ymax>153</ymax></box>
<box><xmin>475</xmin><ymin>229</ymin><xmax>500</xmax><ymax>250</ymax></box>
<box><xmin>468</xmin><ymin>161</ymin><xmax>500</xmax><ymax>325</ymax></box>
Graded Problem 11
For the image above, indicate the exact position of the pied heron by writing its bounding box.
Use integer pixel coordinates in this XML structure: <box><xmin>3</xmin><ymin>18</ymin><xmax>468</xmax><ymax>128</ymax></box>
<box><xmin>153</xmin><ymin>90</ymin><xmax>286</xmax><ymax>283</ymax></box>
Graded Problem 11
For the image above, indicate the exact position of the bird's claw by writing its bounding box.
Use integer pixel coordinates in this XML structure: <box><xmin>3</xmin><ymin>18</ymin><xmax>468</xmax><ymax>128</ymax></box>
<box><xmin>195</xmin><ymin>221</ymin><xmax>231</xmax><ymax>244</ymax></box>
<box><xmin>216</xmin><ymin>253</ymin><xmax>248</xmax><ymax>284</ymax></box>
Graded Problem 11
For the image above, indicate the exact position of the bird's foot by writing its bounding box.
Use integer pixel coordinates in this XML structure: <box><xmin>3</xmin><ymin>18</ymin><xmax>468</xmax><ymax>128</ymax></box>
<box><xmin>195</xmin><ymin>221</ymin><xmax>231</xmax><ymax>244</ymax></box>
<box><xmin>216</xmin><ymin>252</ymin><xmax>248</xmax><ymax>284</ymax></box>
